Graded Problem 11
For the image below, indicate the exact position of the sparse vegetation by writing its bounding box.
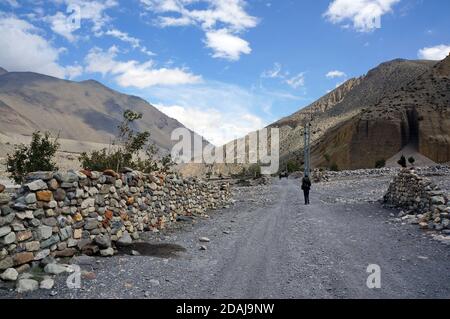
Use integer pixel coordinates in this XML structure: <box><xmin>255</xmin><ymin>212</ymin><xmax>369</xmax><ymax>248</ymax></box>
<box><xmin>330</xmin><ymin>163</ymin><xmax>339</xmax><ymax>172</ymax></box>
<box><xmin>397</xmin><ymin>155</ymin><xmax>407</xmax><ymax>168</ymax></box>
<box><xmin>6</xmin><ymin>131</ymin><xmax>60</xmax><ymax>184</ymax></box>
<box><xmin>247</xmin><ymin>163</ymin><xmax>262</xmax><ymax>179</ymax></box>
<box><xmin>375</xmin><ymin>159</ymin><xmax>386</xmax><ymax>169</ymax></box>
<box><xmin>408</xmin><ymin>156</ymin><xmax>416</xmax><ymax>166</ymax></box>
<box><xmin>287</xmin><ymin>160</ymin><xmax>301</xmax><ymax>173</ymax></box>
<box><xmin>80</xmin><ymin>110</ymin><xmax>160</xmax><ymax>173</ymax></box>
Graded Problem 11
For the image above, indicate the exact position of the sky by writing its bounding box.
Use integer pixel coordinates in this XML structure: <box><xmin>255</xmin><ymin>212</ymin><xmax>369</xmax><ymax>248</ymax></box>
<box><xmin>0</xmin><ymin>0</ymin><xmax>449</xmax><ymax>146</ymax></box>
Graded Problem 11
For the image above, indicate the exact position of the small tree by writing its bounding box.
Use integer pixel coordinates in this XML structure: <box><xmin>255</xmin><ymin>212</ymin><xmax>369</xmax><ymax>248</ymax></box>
<box><xmin>7</xmin><ymin>131</ymin><xmax>59</xmax><ymax>184</ymax></box>
<box><xmin>397</xmin><ymin>155</ymin><xmax>407</xmax><ymax>168</ymax></box>
<box><xmin>80</xmin><ymin>110</ymin><xmax>157</xmax><ymax>172</ymax></box>
<box><xmin>408</xmin><ymin>156</ymin><xmax>416</xmax><ymax>166</ymax></box>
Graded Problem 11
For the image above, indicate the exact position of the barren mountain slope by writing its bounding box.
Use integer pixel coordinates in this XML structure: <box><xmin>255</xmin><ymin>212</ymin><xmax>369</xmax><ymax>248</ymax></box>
<box><xmin>271</xmin><ymin>59</ymin><xmax>436</xmax><ymax>164</ymax></box>
<box><xmin>178</xmin><ymin>58</ymin><xmax>441</xmax><ymax>177</ymax></box>
<box><xmin>312</xmin><ymin>54</ymin><xmax>450</xmax><ymax>169</ymax></box>
<box><xmin>0</xmin><ymin>69</ymin><xmax>200</xmax><ymax>153</ymax></box>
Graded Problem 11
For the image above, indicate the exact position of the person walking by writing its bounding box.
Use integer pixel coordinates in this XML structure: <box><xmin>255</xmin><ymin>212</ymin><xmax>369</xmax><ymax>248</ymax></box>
<box><xmin>301</xmin><ymin>175</ymin><xmax>312</xmax><ymax>205</ymax></box>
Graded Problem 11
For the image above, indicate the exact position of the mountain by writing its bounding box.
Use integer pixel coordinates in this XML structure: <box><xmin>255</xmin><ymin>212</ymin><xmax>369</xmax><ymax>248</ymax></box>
<box><xmin>270</xmin><ymin>59</ymin><xmax>437</xmax><ymax>165</ymax></box>
<box><xmin>180</xmin><ymin>55</ymin><xmax>449</xmax><ymax>177</ymax></box>
<box><xmin>311</xmin><ymin>53</ymin><xmax>450</xmax><ymax>169</ymax></box>
<box><xmin>0</xmin><ymin>70</ymin><xmax>202</xmax><ymax>154</ymax></box>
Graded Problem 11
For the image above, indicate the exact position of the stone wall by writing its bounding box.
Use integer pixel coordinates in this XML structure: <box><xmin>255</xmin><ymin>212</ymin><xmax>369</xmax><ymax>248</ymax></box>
<box><xmin>0</xmin><ymin>169</ymin><xmax>231</xmax><ymax>272</ymax></box>
<box><xmin>384</xmin><ymin>168</ymin><xmax>450</xmax><ymax>232</ymax></box>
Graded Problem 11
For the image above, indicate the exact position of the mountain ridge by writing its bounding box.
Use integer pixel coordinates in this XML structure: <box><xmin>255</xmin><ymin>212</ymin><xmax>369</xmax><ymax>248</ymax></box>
<box><xmin>0</xmin><ymin>69</ymin><xmax>205</xmax><ymax>154</ymax></box>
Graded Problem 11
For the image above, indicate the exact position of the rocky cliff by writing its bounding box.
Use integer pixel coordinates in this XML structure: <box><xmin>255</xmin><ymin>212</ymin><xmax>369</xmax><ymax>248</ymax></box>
<box><xmin>313</xmin><ymin>54</ymin><xmax>450</xmax><ymax>169</ymax></box>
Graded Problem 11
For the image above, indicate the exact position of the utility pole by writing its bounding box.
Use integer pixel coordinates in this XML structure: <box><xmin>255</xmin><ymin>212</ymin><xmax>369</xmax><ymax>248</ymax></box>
<box><xmin>303</xmin><ymin>113</ymin><xmax>312</xmax><ymax>177</ymax></box>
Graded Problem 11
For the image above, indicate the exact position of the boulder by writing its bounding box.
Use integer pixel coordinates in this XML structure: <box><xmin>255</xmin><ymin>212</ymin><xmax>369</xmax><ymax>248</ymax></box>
<box><xmin>16</xmin><ymin>279</ymin><xmax>39</xmax><ymax>293</ymax></box>
<box><xmin>0</xmin><ymin>257</ymin><xmax>14</xmax><ymax>270</ymax></box>
<box><xmin>36</xmin><ymin>190</ymin><xmax>53</xmax><ymax>202</ymax></box>
<box><xmin>0</xmin><ymin>268</ymin><xmax>18</xmax><ymax>281</ymax></box>
<box><xmin>13</xmin><ymin>252</ymin><xmax>34</xmax><ymax>266</ymax></box>
<box><xmin>117</xmin><ymin>231</ymin><xmax>132</xmax><ymax>246</ymax></box>
<box><xmin>40</xmin><ymin>278</ymin><xmax>55</xmax><ymax>290</ymax></box>
<box><xmin>25</xmin><ymin>180</ymin><xmax>48</xmax><ymax>191</ymax></box>
<box><xmin>94</xmin><ymin>234</ymin><xmax>111</xmax><ymax>249</ymax></box>
<box><xmin>100</xmin><ymin>247</ymin><xmax>114</xmax><ymax>257</ymax></box>
<box><xmin>0</xmin><ymin>226</ymin><xmax>11</xmax><ymax>238</ymax></box>
<box><xmin>0</xmin><ymin>193</ymin><xmax>11</xmax><ymax>205</ymax></box>
<box><xmin>44</xmin><ymin>263</ymin><xmax>71</xmax><ymax>275</ymax></box>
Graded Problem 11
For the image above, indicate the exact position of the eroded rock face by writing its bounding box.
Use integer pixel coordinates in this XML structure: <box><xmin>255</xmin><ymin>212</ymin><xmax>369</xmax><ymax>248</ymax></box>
<box><xmin>312</xmin><ymin>54</ymin><xmax>450</xmax><ymax>169</ymax></box>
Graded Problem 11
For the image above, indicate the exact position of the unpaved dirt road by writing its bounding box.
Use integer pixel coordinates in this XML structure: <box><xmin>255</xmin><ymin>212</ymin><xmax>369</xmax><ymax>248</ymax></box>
<box><xmin>3</xmin><ymin>177</ymin><xmax>450</xmax><ymax>299</ymax></box>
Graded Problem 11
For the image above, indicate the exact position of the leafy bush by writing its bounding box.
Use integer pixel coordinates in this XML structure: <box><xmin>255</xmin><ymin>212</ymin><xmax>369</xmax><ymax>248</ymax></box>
<box><xmin>247</xmin><ymin>163</ymin><xmax>262</xmax><ymax>178</ymax></box>
<box><xmin>330</xmin><ymin>163</ymin><xmax>339</xmax><ymax>172</ymax></box>
<box><xmin>7</xmin><ymin>131</ymin><xmax>59</xmax><ymax>183</ymax></box>
<box><xmin>287</xmin><ymin>160</ymin><xmax>301</xmax><ymax>173</ymax></box>
<box><xmin>375</xmin><ymin>159</ymin><xmax>386</xmax><ymax>169</ymax></box>
<box><xmin>80</xmin><ymin>110</ymin><xmax>159</xmax><ymax>172</ymax></box>
<box><xmin>397</xmin><ymin>155</ymin><xmax>407</xmax><ymax>168</ymax></box>
<box><xmin>408</xmin><ymin>156</ymin><xmax>416</xmax><ymax>165</ymax></box>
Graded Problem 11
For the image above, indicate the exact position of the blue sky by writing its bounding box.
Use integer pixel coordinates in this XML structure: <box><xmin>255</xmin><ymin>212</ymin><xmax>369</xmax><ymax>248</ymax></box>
<box><xmin>0</xmin><ymin>0</ymin><xmax>449</xmax><ymax>145</ymax></box>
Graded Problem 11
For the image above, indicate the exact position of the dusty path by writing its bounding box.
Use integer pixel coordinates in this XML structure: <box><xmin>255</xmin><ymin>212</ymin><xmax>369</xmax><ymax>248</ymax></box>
<box><xmin>2</xmin><ymin>178</ymin><xmax>450</xmax><ymax>299</ymax></box>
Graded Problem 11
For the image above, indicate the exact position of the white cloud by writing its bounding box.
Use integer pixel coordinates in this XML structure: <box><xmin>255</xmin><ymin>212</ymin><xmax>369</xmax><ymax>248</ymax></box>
<box><xmin>155</xmin><ymin>103</ymin><xmax>265</xmax><ymax>146</ymax></box>
<box><xmin>141</xmin><ymin>0</ymin><xmax>258</xmax><ymax>61</ymax></box>
<box><xmin>261</xmin><ymin>63</ymin><xmax>283</xmax><ymax>79</ymax></box>
<box><xmin>84</xmin><ymin>46</ymin><xmax>202</xmax><ymax>88</ymax></box>
<box><xmin>324</xmin><ymin>0</ymin><xmax>400</xmax><ymax>32</ymax></box>
<box><xmin>261</xmin><ymin>63</ymin><xmax>306</xmax><ymax>90</ymax></box>
<box><xmin>142</xmin><ymin>81</ymin><xmax>303</xmax><ymax>146</ymax></box>
<box><xmin>104</xmin><ymin>29</ymin><xmax>139</xmax><ymax>48</ymax></box>
<box><xmin>46</xmin><ymin>11</ymin><xmax>78</xmax><ymax>42</ymax></box>
<box><xmin>204</xmin><ymin>29</ymin><xmax>251</xmax><ymax>61</ymax></box>
<box><xmin>4</xmin><ymin>0</ymin><xmax>20</xmax><ymax>7</ymax></box>
<box><xmin>0</xmin><ymin>14</ymin><xmax>79</xmax><ymax>79</ymax></box>
<box><xmin>418</xmin><ymin>44</ymin><xmax>450</xmax><ymax>61</ymax></box>
<box><xmin>65</xmin><ymin>64</ymin><xmax>84</xmax><ymax>79</ymax></box>
<box><xmin>47</xmin><ymin>0</ymin><xmax>118</xmax><ymax>41</ymax></box>
<box><xmin>326</xmin><ymin>70</ymin><xmax>347</xmax><ymax>78</ymax></box>
<box><xmin>286</xmin><ymin>73</ymin><xmax>306</xmax><ymax>89</ymax></box>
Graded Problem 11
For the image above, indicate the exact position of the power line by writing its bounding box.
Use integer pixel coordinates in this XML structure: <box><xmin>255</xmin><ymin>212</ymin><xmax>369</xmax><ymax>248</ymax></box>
<box><xmin>303</xmin><ymin>112</ymin><xmax>312</xmax><ymax>177</ymax></box>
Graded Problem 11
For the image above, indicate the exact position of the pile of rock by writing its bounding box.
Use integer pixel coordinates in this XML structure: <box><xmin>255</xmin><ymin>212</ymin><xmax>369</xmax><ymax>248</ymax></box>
<box><xmin>384</xmin><ymin>168</ymin><xmax>450</xmax><ymax>233</ymax></box>
<box><xmin>0</xmin><ymin>169</ymin><xmax>231</xmax><ymax>290</ymax></box>
<box><xmin>324</xmin><ymin>165</ymin><xmax>450</xmax><ymax>181</ymax></box>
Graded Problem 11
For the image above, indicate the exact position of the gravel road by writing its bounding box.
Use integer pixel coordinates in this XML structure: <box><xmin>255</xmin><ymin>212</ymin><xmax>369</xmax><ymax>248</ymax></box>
<box><xmin>2</xmin><ymin>177</ymin><xmax>450</xmax><ymax>299</ymax></box>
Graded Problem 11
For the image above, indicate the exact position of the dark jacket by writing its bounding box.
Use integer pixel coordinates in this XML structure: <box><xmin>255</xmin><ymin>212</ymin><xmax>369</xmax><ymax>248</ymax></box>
<box><xmin>301</xmin><ymin>177</ymin><xmax>311</xmax><ymax>191</ymax></box>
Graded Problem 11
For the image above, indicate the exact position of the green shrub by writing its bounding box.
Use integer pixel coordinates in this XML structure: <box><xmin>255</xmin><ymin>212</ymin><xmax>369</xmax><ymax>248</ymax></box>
<box><xmin>330</xmin><ymin>163</ymin><xmax>339</xmax><ymax>172</ymax></box>
<box><xmin>375</xmin><ymin>159</ymin><xmax>386</xmax><ymax>169</ymax></box>
<box><xmin>248</xmin><ymin>163</ymin><xmax>262</xmax><ymax>178</ymax></box>
<box><xmin>287</xmin><ymin>160</ymin><xmax>300</xmax><ymax>173</ymax></box>
<box><xmin>7</xmin><ymin>131</ymin><xmax>59</xmax><ymax>184</ymax></box>
<box><xmin>397</xmin><ymin>155</ymin><xmax>407</xmax><ymax>168</ymax></box>
<box><xmin>80</xmin><ymin>110</ymin><xmax>158</xmax><ymax>172</ymax></box>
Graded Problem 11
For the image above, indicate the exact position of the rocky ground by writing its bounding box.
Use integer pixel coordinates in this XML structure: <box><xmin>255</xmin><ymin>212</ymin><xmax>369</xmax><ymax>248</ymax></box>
<box><xmin>1</xmin><ymin>171</ymin><xmax>449</xmax><ymax>299</ymax></box>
